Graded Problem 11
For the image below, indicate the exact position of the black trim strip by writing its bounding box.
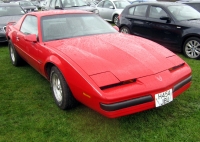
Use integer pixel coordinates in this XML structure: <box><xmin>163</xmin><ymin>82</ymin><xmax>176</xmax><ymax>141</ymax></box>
<box><xmin>100</xmin><ymin>95</ymin><xmax>153</xmax><ymax>111</ymax></box>
<box><xmin>173</xmin><ymin>76</ymin><xmax>192</xmax><ymax>92</ymax></box>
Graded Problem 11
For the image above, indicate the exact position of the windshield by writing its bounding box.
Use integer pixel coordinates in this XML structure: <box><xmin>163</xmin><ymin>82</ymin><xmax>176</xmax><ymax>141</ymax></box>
<box><xmin>113</xmin><ymin>1</ymin><xmax>130</xmax><ymax>9</ymax></box>
<box><xmin>61</xmin><ymin>0</ymin><xmax>87</xmax><ymax>7</ymax></box>
<box><xmin>41</xmin><ymin>14</ymin><xmax>117</xmax><ymax>42</ymax></box>
<box><xmin>19</xmin><ymin>1</ymin><xmax>34</xmax><ymax>6</ymax></box>
<box><xmin>0</xmin><ymin>6</ymin><xmax>25</xmax><ymax>16</ymax></box>
<box><xmin>168</xmin><ymin>5</ymin><xmax>200</xmax><ymax>21</ymax></box>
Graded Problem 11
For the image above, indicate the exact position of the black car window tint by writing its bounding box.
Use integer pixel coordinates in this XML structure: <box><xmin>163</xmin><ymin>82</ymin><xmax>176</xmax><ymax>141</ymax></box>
<box><xmin>104</xmin><ymin>1</ymin><xmax>113</xmax><ymax>8</ymax></box>
<box><xmin>134</xmin><ymin>5</ymin><xmax>148</xmax><ymax>17</ymax></box>
<box><xmin>20</xmin><ymin>15</ymin><xmax>38</xmax><ymax>36</ymax></box>
<box><xmin>50</xmin><ymin>0</ymin><xmax>56</xmax><ymax>8</ymax></box>
<box><xmin>97</xmin><ymin>1</ymin><xmax>104</xmax><ymax>7</ymax></box>
<box><xmin>129</xmin><ymin>6</ymin><xmax>135</xmax><ymax>15</ymax></box>
<box><xmin>149</xmin><ymin>6</ymin><xmax>167</xmax><ymax>19</ymax></box>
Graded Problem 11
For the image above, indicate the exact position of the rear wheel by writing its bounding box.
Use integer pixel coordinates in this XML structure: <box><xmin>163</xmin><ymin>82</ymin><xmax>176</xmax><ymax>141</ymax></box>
<box><xmin>183</xmin><ymin>37</ymin><xmax>200</xmax><ymax>59</ymax></box>
<box><xmin>8</xmin><ymin>40</ymin><xmax>23</xmax><ymax>66</ymax></box>
<box><xmin>113</xmin><ymin>15</ymin><xmax>119</xmax><ymax>26</ymax></box>
<box><xmin>120</xmin><ymin>26</ymin><xmax>130</xmax><ymax>34</ymax></box>
<box><xmin>50</xmin><ymin>66</ymin><xmax>78</xmax><ymax>110</ymax></box>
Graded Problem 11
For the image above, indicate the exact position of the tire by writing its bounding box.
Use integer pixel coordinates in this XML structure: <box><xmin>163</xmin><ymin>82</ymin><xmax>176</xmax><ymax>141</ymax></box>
<box><xmin>120</xmin><ymin>26</ymin><xmax>130</xmax><ymax>34</ymax></box>
<box><xmin>183</xmin><ymin>37</ymin><xmax>200</xmax><ymax>59</ymax></box>
<box><xmin>50</xmin><ymin>66</ymin><xmax>78</xmax><ymax>110</ymax></box>
<box><xmin>113</xmin><ymin>15</ymin><xmax>119</xmax><ymax>26</ymax></box>
<box><xmin>8</xmin><ymin>40</ymin><xmax>23</xmax><ymax>66</ymax></box>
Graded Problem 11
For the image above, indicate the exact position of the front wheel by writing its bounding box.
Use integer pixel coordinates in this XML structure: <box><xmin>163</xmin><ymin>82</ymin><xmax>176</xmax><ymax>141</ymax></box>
<box><xmin>120</xmin><ymin>26</ymin><xmax>130</xmax><ymax>34</ymax></box>
<box><xmin>183</xmin><ymin>37</ymin><xmax>200</xmax><ymax>59</ymax></box>
<box><xmin>50</xmin><ymin>66</ymin><xmax>78</xmax><ymax>110</ymax></box>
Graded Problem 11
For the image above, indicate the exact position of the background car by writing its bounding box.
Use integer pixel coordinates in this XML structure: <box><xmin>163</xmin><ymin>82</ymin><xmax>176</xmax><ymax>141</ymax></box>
<box><xmin>15</xmin><ymin>0</ymin><xmax>38</xmax><ymax>12</ymax></box>
<box><xmin>119</xmin><ymin>2</ymin><xmax>200</xmax><ymax>59</ymax></box>
<box><xmin>43</xmin><ymin>0</ymin><xmax>99</xmax><ymax>14</ymax></box>
<box><xmin>177</xmin><ymin>0</ymin><xmax>200</xmax><ymax>12</ymax></box>
<box><xmin>96</xmin><ymin>0</ymin><xmax>130</xmax><ymax>25</ymax></box>
<box><xmin>0</xmin><ymin>3</ymin><xmax>25</xmax><ymax>42</ymax></box>
<box><xmin>6</xmin><ymin>10</ymin><xmax>191</xmax><ymax>118</ymax></box>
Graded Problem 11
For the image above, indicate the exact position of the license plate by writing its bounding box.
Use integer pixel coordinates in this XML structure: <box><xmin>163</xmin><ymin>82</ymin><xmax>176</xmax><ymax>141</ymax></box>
<box><xmin>155</xmin><ymin>89</ymin><xmax>173</xmax><ymax>107</ymax></box>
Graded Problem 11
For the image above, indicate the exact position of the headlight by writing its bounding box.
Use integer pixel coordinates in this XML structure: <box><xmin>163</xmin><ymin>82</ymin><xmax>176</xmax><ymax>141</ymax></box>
<box><xmin>94</xmin><ymin>9</ymin><xmax>99</xmax><ymax>14</ymax></box>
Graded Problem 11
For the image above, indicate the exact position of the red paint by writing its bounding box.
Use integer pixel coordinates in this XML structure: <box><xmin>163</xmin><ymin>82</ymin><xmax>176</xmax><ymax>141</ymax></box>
<box><xmin>6</xmin><ymin>10</ymin><xmax>192</xmax><ymax>118</ymax></box>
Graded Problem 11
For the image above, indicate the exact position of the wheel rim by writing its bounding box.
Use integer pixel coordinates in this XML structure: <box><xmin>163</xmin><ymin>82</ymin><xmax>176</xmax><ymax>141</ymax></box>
<box><xmin>121</xmin><ymin>27</ymin><xmax>129</xmax><ymax>34</ymax></box>
<box><xmin>52</xmin><ymin>73</ymin><xmax>63</xmax><ymax>103</ymax></box>
<box><xmin>185</xmin><ymin>40</ymin><xmax>200</xmax><ymax>58</ymax></box>
<box><xmin>10</xmin><ymin>45</ymin><xmax>15</xmax><ymax>63</ymax></box>
<box><xmin>114</xmin><ymin>16</ymin><xmax>118</xmax><ymax>25</ymax></box>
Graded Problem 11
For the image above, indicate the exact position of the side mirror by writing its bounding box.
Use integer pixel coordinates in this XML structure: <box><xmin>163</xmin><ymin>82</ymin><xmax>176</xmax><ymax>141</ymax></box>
<box><xmin>160</xmin><ymin>16</ymin><xmax>171</xmax><ymax>23</ymax></box>
<box><xmin>109</xmin><ymin>6</ymin><xmax>114</xmax><ymax>9</ymax></box>
<box><xmin>113</xmin><ymin>26</ymin><xmax>119</xmax><ymax>32</ymax></box>
<box><xmin>24</xmin><ymin>34</ymin><xmax>37</xmax><ymax>42</ymax></box>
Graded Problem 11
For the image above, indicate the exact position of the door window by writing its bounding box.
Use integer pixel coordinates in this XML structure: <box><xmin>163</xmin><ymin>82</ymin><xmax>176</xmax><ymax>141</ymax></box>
<box><xmin>149</xmin><ymin>6</ymin><xmax>167</xmax><ymax>19</ymax></box>
<box><xmin>20</xmin><ymin>15</ymin><xmax>38</xmax><ymax>35</ymax></box>
<box><xmin>97</xmin><ymin>1</ymin><xmax>103</xmax><ymax>7</ymax></box>
<box><xmin>50</xmin><ymin>0</ymin><xmax>56</xmax><ymax>8</ymax></box>
<box><xmin>103</xmin><ymin>1</ymin><xmax>113</xmax><ymax>8</ymax></box>
<box><xmin>129</xmin><ymin>6</ymin><xmax>135</xmax><ymax>15</ymax></box>
<box><xmin>134</xmin><ymin>5</ymin><xmax>148</xmax><ymax>16</ymax></box>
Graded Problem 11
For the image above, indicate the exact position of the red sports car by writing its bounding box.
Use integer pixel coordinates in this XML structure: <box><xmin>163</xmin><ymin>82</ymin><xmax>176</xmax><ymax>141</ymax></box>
<box><xmin>6</xmin><ymin>10</ymin><xmax>192</xmax><ymax>118</ymax></box>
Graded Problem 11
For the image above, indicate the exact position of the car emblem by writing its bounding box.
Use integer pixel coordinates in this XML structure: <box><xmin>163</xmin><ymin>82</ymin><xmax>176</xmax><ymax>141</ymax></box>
<box><xmin>3</xmin><ymin>26</ymin><xmax>6</xmax><ymax>33</ymax></box>
<box><xmin>156</xmin><ymin>75</ymin><xmax>162</xmax><ymax>81</ymax></box>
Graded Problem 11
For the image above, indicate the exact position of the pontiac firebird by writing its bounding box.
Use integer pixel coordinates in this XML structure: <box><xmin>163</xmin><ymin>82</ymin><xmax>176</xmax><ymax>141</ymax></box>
<box><xmin>6</xmin><ymin>10</ymin><xmax>192</xmax><ymax>118</ymax></box>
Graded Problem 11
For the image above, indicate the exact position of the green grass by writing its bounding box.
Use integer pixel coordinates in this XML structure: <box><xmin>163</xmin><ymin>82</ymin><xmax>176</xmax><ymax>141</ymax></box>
<box><xmin>0</xmin><ymin>43</ymin><xmax>200</xmax><ymax>142</ymax></box>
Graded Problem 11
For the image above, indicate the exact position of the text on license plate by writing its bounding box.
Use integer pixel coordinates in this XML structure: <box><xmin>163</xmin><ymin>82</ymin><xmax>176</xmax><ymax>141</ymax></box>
<box><xmin>155</xmin><ymin>89</ymin><xmax>173</xmax><ymax>107</ymax></box>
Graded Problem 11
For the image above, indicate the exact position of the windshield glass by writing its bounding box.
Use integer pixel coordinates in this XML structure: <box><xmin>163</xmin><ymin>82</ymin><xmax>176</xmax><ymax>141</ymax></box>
<box><xmin>41</xmin><ymin>14</ymin><xmax>117</xmax><ymax>42</ymax></box>
<box><xmin>61</xmin><ymin>0</ymin><xmax>87</xmax><ymax>7</ymax></box>
<box><xmin>168</xmin><ymin>5</ymin><xmax>200</xmax><ymax>21</ymax></box>
<box><xmin>19</xmin><ymin>1</ymin><xmax>34</xmax><ymax>6</ymax></box>
<box><xmin>113</xmin><ymin>1</ymin><xmax>130</xmax><ymax>9</ymax></box>
<box><xmin>0</xmin><ymin>6</ymin><xmax>25</xmax><ymax>16</ymax></box>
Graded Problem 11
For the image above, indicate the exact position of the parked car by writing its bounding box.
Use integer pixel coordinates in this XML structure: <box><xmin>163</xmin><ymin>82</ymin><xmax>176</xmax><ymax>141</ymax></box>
<box><xmin>119</xmin><ymin>2</ymin><xmax>200</xmax><ymax>59</ymax></box>
<box><xmin>15</xmin><ymin>0</ymin><xmax>38</xmax><ymax>12</ymax></box>
<box><xmin>43</xmin><ymin>0</ymin><xmax>99</xmax><ymax>14</ymax></box>
<box><xmin>0</xmin><ymin>3</ymin><xmax>25</xmax><ymax>42</ymax></box>
<box><xmin>6</xmin><ymin>10</ymin><xmax>191</xmax><ymax>118</ymax></box>
<box><xmin>96</xmin><ymin>0</ymin><xmax>130</xmax><ymax>25</ymax></box>
<box><xmin>177</xmin><ymin>0</ymin><xmax>200</xmax><ymax>12</ymax></box>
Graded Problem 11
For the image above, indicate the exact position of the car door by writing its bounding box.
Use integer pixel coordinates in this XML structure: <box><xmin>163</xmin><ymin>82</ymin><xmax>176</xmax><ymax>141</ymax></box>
<box><xmin>127</xmin><ymin>5</ymin><xmax>150</xmax><ymax>39</ymax></box>
<box><xmin>96</xmin><ymin>1</ymin><xmax>104</xmax><ymax>17</ymax></box>
<box><xmin>101</xmin><ymin>0</ymin><xmax>115</xmax><ymax>20</ymax></box>
<box><xmin>146</xmin><ymin>5</ymin><xmax>181</xmax><ymax>49</ymax></box>
<box><xmin>15</xmin><ymin>15</ymin><xmax>40</xmax><ymax>71</ymax></box>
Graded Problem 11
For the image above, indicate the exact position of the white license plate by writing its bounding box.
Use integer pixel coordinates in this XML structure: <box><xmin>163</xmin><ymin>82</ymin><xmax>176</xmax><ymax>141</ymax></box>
<box><xmin>155</xmin><ymin>89</ymin><xmax>173</xmax><ymax>107</ymax></box>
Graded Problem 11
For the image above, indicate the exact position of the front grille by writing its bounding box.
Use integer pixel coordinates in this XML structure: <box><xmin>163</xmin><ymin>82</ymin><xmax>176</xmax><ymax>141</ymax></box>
<box><xmin>3</xmin><ymin>26</ymin><xmax>6</xmax><ymax>33</ymax></box>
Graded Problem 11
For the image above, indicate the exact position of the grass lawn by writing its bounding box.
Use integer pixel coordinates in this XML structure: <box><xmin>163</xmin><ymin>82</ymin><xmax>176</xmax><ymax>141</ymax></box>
<box><xmin>0</xmin><ymin>42</ymin><xmax>200</xmax><ymax>142</ymax></box>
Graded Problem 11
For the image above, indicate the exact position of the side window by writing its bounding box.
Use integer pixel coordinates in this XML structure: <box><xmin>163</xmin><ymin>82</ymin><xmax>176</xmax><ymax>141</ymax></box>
<box><xmin>149</xmin><ymin>6</ymin><xmax>167</xmax><ymax>19</ymax></box>
<box><xmin>50</xmin><ymin>0</ymin><xmax>56</xmax><ymax>8</ymax></box>
<box><xmin>97</xmin><ymin>1</ymin><xmax>103</xmax><ymax>7</ymax></box>
<box><xmin>20</xmin><ymin>16</ymin><xmax>38</xmax><ymax>35</ymax></box>
<box><xmin>134</xmin><ymin>5</ymin><xmax>148</xmax><ymax>17</ymax></box>
<box><xmin>103</xmin><ymin>1</ymin><xmax>113</xmax><ymax>8</ymax></box>
<box><xmin>129</xmin><ymin>7</ymin><xmax>135</xmax><ymax>15</ymax></box>
<box><xmin>55</xmin><ymin>0</ymin><xmax>61</xmax><ymax>7</ymax></box>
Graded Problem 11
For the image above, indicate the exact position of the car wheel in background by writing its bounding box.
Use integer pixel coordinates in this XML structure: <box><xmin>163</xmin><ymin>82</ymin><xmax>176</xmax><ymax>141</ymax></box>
<box><xmin>50</xmin><ymin>66</ymin><xmax>78</xmax><ymax>110</ymax></box>
<box><xmin>120</xmin><ymin>26</ymin><xmax>130</xmax><ymax>34</ymax></box>
<box><xmin>113</xmin><ymin>15</ymin><xmax>119</xmax><ymax>26</ymax></box>
<box><xmin>8</xmin><ymin>40</ymin><xmax>23</xmax><ymax>66</ymax></box>
<box><xmin>183</xmin><ymin>37</ymin><xmax>200</xmax><ymax>59</ymax></box>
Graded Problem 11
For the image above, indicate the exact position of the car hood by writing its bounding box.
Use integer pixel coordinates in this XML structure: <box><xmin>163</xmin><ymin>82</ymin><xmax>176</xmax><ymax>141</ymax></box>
<box><xmin>0</xmin><ymin>15</ymin><xmax>23</xmax><ymax>26</ymax></box>
<box><xmin>46</xmin><ymin>33</ymin><xmax>183</xmax><ymax>81</ymax></box>
<box><xmin>63</xmin><ymin>6</ymin><xmax>96</xmax><ymax>12</ymax></box>
<box><xmin>179</xmin><ymin>19</ymin><xmax>200</xmax><ymax>28</ymax></box>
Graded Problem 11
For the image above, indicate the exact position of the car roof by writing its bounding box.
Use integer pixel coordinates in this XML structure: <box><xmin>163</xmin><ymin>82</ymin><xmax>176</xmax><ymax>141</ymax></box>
<box><xmin>0</xmin><ymin>3</ymin><xmax>20</xmax><ymax>6</ymax></box>
<box><xmin>127</xmin><ymin>1</ymin><xmax>186</xmax><ymax>7</ymax></box>
<box><xmin>27</xmin><ymin>10</ymin><xmax>92</xmax><ymax>18</ymax></box>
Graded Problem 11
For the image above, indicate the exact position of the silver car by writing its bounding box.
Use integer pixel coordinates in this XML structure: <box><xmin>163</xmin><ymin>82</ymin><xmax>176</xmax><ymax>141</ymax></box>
<box><xmin>96</xmin><ymin>0</ymin><xmax>129</xmax><ymax>25</ymax></box>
